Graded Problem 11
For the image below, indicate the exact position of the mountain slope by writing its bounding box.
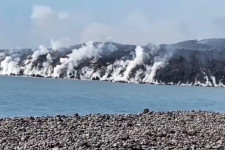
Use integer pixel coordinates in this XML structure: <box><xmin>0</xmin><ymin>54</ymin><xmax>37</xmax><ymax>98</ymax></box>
<box><xmin>1</xmin><ymin>39</ymin><xmax>225</xmax><ymax>87</ymax></box>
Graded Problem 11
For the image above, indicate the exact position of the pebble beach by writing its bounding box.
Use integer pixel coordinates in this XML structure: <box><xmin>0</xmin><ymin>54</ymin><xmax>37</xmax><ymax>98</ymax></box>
<box><xmin>1</xmin><ymin>110</ymin><xmax>225</xmax><ymax>149</ymax></box>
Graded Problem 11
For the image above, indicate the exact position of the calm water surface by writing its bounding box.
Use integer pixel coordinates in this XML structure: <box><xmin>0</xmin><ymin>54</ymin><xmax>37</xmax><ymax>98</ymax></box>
<box><xmin>0</xmin><ymin>76</ymin><xmax>225</xmax><ymax>118</ymax></box>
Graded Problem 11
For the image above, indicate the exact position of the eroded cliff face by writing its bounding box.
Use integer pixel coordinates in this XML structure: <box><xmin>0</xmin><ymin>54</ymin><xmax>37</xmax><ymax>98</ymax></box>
<box><xmin>0</xmin><ymin>39</ymin><xmax>225</xmax><ymax>87</ymax></box>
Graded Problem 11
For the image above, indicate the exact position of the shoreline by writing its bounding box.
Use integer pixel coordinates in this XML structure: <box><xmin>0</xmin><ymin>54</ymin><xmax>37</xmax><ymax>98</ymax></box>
<box><xmin>1</xmin><ymin>74</ymin><xmax>224</xmax><ymax>89</ymax></box>
<box><xmin>1</xmin><ymin>110</ymin><xmax>225</xmax><ymax>149</ymax></box>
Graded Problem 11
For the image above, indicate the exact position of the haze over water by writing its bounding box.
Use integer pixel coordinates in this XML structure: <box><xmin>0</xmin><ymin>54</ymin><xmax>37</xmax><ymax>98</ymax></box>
<box><xmin>0</xmin><ymin>75</ymin><xmax>225</xmax><ymax>118</ymax></box>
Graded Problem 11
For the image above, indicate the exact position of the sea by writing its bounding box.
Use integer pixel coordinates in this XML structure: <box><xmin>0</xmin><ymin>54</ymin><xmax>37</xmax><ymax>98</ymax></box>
<box><xmin>0</xmin><ymin>75</ymin><xmax>225</xmax><ymax>118</ymax></box>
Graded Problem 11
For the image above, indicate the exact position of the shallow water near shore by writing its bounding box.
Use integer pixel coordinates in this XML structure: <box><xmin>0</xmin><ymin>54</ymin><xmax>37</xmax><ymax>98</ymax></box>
<box><xmin>0</xmin><ymin>75</ymin><xmax>225</xmax><ymax>118</ymax></box>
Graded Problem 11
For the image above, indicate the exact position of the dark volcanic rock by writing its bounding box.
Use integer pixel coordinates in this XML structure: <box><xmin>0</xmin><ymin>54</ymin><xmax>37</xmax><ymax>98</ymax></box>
<box><xmin>1</xmin><ymin>39</ymin><xmax>225</xmax><ymax>87</ymax></box>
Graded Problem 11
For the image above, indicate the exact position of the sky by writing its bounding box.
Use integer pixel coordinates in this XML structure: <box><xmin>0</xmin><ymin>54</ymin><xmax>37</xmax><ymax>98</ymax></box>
<box><xmin>1</xmin><ymin>0</ymin><xmax>225</xmax><ymax>49</ymax></box>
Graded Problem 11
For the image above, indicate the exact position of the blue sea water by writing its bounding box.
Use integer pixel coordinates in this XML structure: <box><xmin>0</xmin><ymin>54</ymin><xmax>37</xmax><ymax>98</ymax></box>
<box><xmin>0</xmin><ymin>75</ymin><xmax>225</xmax><ymax>118</ymax></box>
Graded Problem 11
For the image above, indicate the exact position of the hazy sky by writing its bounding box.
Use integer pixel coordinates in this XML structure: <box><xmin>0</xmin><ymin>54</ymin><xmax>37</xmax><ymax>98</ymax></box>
<box><xmin>1</xmin><ymin>0</ymin><xmax>225</xmax><ymax>49</ymax></box>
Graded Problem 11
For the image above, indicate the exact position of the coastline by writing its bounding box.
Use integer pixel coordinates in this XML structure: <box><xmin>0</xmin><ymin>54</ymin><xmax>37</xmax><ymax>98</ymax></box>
<box><xmin>1</xmin><ymin>74</ymin><xmax>225</xmax><ymax>89</ymax></box>
<box><xmin>1</xmin><ymin>110</ymin><xmax>225</xmax><ymax>149</ymax></box>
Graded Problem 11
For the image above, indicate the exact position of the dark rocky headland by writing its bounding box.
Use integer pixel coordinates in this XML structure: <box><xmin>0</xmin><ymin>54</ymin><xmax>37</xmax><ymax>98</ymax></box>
<box><xmin>1</xmin><ymin>110</ymin><xmax>225</xmax><ymax>149</ymax></box>
<box><xmin>1</xmin><ymin>38</ymin><xmax>225</xmax><ymax>87</ymax></box>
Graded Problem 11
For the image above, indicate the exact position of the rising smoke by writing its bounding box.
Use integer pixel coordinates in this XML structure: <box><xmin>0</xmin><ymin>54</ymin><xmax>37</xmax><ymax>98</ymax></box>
<box><xmin>0</xmin><ymin>39</ymin><xmax>225</xmax><ymax>87</ymax></box>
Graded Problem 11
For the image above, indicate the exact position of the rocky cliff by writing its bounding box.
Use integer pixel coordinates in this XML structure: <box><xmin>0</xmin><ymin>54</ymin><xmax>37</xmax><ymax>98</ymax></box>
<box><xmin>1</xmin><ymin>39</ymin><xmax>225</xmax><ymax>87</ymax></box>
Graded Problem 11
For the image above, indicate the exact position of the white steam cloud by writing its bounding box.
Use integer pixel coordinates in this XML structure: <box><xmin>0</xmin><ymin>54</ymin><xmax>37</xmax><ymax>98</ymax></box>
<box><xmin>79</xmin><ymin>12</ymin><xmax>190</xmax><ymax>45</ymax></box>
<box><xmin>30</xmin><ymin>5</ymin><xmax>74</xmax><ymax>48</ymax></box>
<box><xmin>80</xmin><ymin>23</ymin><xmax>112</xmax><ymax>43</ymax></box>
<box><xmin>0</xmin><ymin>41</ymin><xmax>224</xmax><ymax>87</ymax></box>
<box><xmin>145</xmin><ymin>61</ymin><xmax>165</xmax><ymax>83</ymax></box>
<box><xmin>143</xmin><ymin>55</ymin><xmax>171</xmax><ymax>83</ymax></box>
<box><xmin>31</xmin><ymin>5</ymin><xmax>70</xmax><ymax>27</ymax></box>
<box><xmin>30</xmin><ymin>5</ymin><xmax>55</xmax><ymax>26</ymax></box>
<box><xmin>123</xmin><ymin>46</ymin><xmax>144</xmax><ymax>80</ymax></box>
<box><xmin>0</xmin><ymin>56</ymin><xmax>20</xmax><ymax>75</ymax></box>
<box><xmin>51</xmin><ymin>37</ymin><xmax>73</xmax><ymax>50</ymax></box>
<box><xmin>32</xmin><ymin>45</ymin><xmax>49</xmax><ymax>61</ymax></box>
<box><xmin>59</xmin><ymin>12</ymin><xmax>70</xmax><ymax>20</ymax></box>
<box><xmin>2</xmin><ymin>1</ymin><xmax>225</xmax><ymax>49</ymax></box>
<box><xmin>53</xmin><ymin>41</ymin><xmax>103</xmax><ymax>77</ymax></box>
